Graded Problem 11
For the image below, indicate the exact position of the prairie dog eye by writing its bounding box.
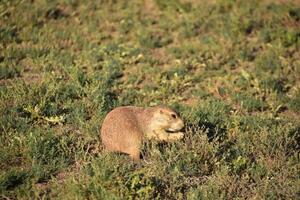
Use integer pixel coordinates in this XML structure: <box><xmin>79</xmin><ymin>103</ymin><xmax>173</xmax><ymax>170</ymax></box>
<box><xmin>171</xmin><ymin>114</ymin><xmax>177</xmax><ymax>119</ymax></box>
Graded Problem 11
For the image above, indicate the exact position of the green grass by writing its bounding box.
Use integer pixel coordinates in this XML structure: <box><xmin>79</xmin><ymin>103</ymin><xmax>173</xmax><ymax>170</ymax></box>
<box><xmin>1</xmin><ymin>0</ymin><xmax>299</xmax><ymax>199</ymax></box>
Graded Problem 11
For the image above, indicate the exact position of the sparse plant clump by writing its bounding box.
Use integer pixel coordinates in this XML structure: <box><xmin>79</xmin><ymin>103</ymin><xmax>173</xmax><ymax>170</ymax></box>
<box><xmin>289</xmin><ymin>90</ymin><xmax>300</xmax><ymax>113</ymax></box>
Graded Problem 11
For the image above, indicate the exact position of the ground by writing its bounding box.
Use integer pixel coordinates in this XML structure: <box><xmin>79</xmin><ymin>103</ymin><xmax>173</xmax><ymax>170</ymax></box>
<box><xmin>0</xmin><ymin>0</ymin><xmax>299</xmax><ymax>199</ymax></box>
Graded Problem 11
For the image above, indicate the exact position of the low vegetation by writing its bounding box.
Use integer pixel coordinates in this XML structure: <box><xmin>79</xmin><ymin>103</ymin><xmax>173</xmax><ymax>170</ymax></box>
<box><xmin>0</xmin><ymin>0</ymin><xmax>299</xmax><ymax>199</ymax></box>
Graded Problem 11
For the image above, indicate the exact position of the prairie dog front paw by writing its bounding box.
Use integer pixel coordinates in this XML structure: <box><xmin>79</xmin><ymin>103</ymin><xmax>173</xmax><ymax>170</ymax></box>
<box><xmin>168</xmin><ymin>132</ymin><xmax>184</xmax><ymax>141</ymax></box>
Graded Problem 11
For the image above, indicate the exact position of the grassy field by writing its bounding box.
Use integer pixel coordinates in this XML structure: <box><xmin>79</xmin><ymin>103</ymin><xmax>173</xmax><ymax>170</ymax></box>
<box><xmin>1</xmin><ymin>0</ymin><xmax>300</xmax><ymax>199</ymax></box>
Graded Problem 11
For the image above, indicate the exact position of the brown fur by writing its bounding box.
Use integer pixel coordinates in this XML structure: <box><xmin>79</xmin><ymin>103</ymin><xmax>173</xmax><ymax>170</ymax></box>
<box><xmin>100</xmin><ymin>106</ymin><xmax>185</xmax><ymax>161</ymax></box>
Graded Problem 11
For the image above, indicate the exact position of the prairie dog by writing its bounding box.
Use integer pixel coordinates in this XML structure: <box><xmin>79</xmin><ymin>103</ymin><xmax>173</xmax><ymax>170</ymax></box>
<box><xmin>100</xmin><ymin>106</ymin><xmax>185</xmax><ymax>161</ymax></box>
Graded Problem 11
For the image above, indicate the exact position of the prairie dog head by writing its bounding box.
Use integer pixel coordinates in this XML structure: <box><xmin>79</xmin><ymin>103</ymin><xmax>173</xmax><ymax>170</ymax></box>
<box><xmin>151</xmin><ymin>106</ymin><xmax>184</xmax><ymax>132</ymax></box>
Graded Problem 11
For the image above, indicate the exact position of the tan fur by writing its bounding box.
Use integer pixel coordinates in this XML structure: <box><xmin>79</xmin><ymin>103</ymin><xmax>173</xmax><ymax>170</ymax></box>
<box><xmin>100</xmin><ymin>106</ymin><xmax>185</xmax><ymax>161</ymax></box>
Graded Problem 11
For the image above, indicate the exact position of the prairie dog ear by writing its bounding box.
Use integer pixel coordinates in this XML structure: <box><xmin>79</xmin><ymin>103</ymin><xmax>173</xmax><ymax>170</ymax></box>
<box><xmin>159</xmin><ymin>109</ymin><xmax>163</xmax><ymax>114</ymax></box>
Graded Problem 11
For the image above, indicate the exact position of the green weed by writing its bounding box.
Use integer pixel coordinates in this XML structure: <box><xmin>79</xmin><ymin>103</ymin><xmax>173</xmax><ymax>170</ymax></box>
<box><xmin>0</xmin><ymin>0</ymin><xmax>299</xmax><ymax>199</ymax></box>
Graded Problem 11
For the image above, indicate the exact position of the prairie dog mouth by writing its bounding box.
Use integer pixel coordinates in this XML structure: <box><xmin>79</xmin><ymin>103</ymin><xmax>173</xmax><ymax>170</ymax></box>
<box><xmin>165</xmin><ymin>128</ymin><xmax>184</xmax><ymax>133</ymax></box>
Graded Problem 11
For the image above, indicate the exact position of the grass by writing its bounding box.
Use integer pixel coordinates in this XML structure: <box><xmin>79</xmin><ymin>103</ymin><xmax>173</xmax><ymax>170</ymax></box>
<box><xmin>0</xmin><ymin>0</ymin><xmax>299</xmax><ymax>199</ymax></box>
